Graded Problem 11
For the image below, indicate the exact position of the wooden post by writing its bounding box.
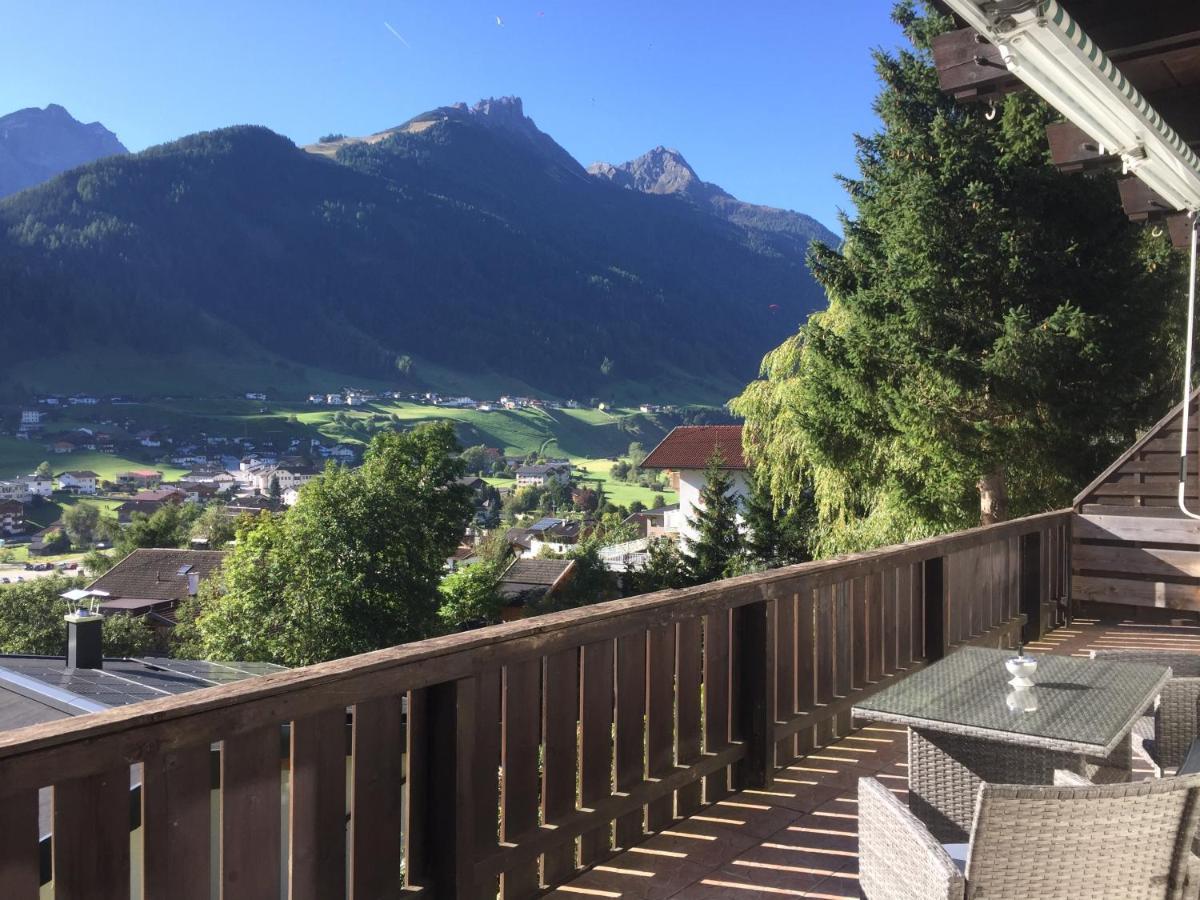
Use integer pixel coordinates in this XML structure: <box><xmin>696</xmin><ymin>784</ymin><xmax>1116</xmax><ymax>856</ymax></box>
<box><xmin>732</xmin><ymin>599</ymin><xmax>773</xmax><ymax>790</ymax></box>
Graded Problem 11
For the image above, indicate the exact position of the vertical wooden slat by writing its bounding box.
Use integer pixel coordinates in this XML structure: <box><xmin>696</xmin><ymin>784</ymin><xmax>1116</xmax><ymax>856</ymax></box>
<box><xmin>815</xmin><ymin>585</ymin><xmax>835</xmax><ymax>745</ymax></box>
<box><xmin>867</xmin><ymin>572</ymin><xmax>883</xmax><ymax>683</ymax></box>
<box><xmin>350</xmin><ymin>696</ymin><xmax>404</xmax><ymax>900</ymax></box>
<box><xmin>405</xmin><ymin>688</ymin><xmax>430</xmax><ymax>890</ymax></box>
<box><xmin>55</xmin><ymin>769</ymin><xmax>131</xmax><ymax>900</ymax></box>
<box><xmin>851</xmin><ymin>576</ymin><xmax>868</xmax><ymax>691</ymax></box>
<box><xmin>645</xmin><ymin>625</ymin><xmax>676</xmax><ymax>832</ymax></box>
<box><xmin>675</xmin><ymin>618</ymin><xmax>703</xmax><ymax>817</ymax></box>
<box><xmin>471</xmin><ymin>672</ymin><xmax>502</xmax><ymax>900</ymax></box>
<box><xmin>290</xmin><ymin>709</ymin><xmax>346</xmax><ymax>900</ymax></box>
<box><xmin>944</xmin><ymin>551</ymin><xmax>960</xmax><ymax>647</ymax></box>
<box><xmin>144</xmin><ymin>743</ymin><xmax>212</xmax><ymax>900</ymax></box>
<box><xmin>502</xmin><ymin>659</ymin><xmax>542</xmax><ymax>899</ymax></box>
<box><xmin>774</xmin><ymin>591</ymin><xmax>797</xmax><ymax>765</ymax></box>
<box><xmin>833</xmin><ymin>582</ymin><xmax>853</xmax><ymax>736</ymax></box>
<box><xmin>795</xmin><ymin>589</ymin><xmax>817</xmax><ymax>753</ymax></box>
<box><xmin>0</xmin><ymin>788</ymin><xmax>39</xmax><ymax>898</ymax></box>
<box><xmin>222</xmin><ymin>727</ymin><xmax>281</xmax><ymax>900</ymax></box>
<box><xmin>881</xmin><ymin>568</ymin><xmax>898</xmax><ymax>677</ymax></box>
<box><xmin>703</xmin><ymin>610</ymin><xmax>730</xmax><ymax>802</ymax></box>
<box><xmin>579</xmin><ymin>640</ymin><xmax>614</xmax><ymax>866</ymax></box>
<box><xmin>615</xmin><ymin>632</ymin><xmax>647</xmax><ymax>849</ymax></box>
<box><xmin>896</xmin><ymin>564</ymin><xmax>913</xmax><ymax>667</ymax></box>
<box><xmin>542</xmin><ymin>650</ymin><xmax>580</xmax><ymax>886</ymax></box>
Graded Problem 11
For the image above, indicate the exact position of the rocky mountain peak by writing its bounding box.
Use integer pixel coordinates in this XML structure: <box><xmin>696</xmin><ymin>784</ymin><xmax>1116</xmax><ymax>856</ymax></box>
<box><xmin>0</xmin><ymin>104</ymin><xmax>127</xmax><ymax>198</ymax></box>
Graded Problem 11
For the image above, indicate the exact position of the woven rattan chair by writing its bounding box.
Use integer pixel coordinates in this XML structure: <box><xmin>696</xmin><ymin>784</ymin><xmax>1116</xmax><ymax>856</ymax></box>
<box><xmin>858</xmin><ymin>773</ymin><xmax>1200</xmax><ymax>900</ymax></box>
<box><xmin>1090</xmin><ymin>649</ymin><xmax>1200</xmax><ymax>772</ymax></box>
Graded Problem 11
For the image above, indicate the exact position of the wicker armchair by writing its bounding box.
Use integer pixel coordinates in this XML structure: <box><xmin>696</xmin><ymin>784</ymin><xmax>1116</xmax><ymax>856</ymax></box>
<box><xmin>858</xmin><ymin>773</ymin><xmax>1200</xmax><ymax>900</ymax></box>
<box><xmin>1090</xmin><ymin>649</ymin><xmax>1200</xmax><ymax>771</ymax></box>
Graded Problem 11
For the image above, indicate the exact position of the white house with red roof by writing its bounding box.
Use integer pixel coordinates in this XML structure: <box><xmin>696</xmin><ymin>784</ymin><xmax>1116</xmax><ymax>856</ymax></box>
<box><xmin>641</xmin><ymin>425</ymin><xmax>749</xmax><ymax>548</ymax></box>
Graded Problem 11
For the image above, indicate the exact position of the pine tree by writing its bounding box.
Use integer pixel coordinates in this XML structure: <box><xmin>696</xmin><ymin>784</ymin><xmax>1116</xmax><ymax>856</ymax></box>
<box><xmin>731</xmin><ymin>1</ymin><xmax>1183</xmax><ymax>556</ymax></box>
<box><xmin>742</xmin><ymin>472</ymin><xmax>814</xmax><ymax>569</ymax></box>
<box><xmin>685</xmin><ymin>450</ymin><xmax>744</xmax><ymax>583</ymax></box>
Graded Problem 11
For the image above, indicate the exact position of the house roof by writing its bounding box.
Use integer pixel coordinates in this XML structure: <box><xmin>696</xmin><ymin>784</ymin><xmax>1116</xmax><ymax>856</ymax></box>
<box><xmin>498</xmin><ymin>558</ymin><xmax>576</xmax><ymax>603</ymax></box>
<box><xmin>0</xmin><ymin>500</ymin><xmax>23</xmax><ymax>514</ymax></box>
<box><xmin>641</xmin><ymin>425</ymin><xmax>747</xmax><ymax>470</ymax></box>
<box><xmin>86</xmin><ymin>548</ymin><xmax>228</xmax><ymax>602</ymax></box>
<box><xmin>59</xmin><ymin>470</ymin><xmax>99</xmax><ymax>479</ymax></box>
<box><xmin>516</xmin><ymin>464</ymin><xmax>568</xmax><ymax>476</ymax></box>
<box><xmin>133</xmin><ymin>489</ymin><xmax>185</xmax><ymax>503</ymax></box>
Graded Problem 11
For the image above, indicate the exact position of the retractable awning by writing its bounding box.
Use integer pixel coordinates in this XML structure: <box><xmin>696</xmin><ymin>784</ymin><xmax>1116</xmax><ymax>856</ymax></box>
<box><xmin>940</xmin><ymin>0</ymin><xmax>1200</xmax><ymax>211</ymax></box>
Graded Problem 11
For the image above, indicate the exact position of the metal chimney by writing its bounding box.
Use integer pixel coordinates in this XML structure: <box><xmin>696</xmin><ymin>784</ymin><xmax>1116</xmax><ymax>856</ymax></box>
<box><xmin>187</xmin><ymin>571</ymin><xmax>200</xmax><ymax>596</ymax></box>
<box><xmin>65</xmin><ymin>610</ymin><xmax>104</xmax><ymax>669</ymax></box>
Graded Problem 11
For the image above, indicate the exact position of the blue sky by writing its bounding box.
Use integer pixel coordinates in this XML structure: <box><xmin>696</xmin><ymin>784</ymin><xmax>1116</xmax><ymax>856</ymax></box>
<box><xmin>0</xmin><ymin>1</ymin><xmax>904</xmax><ymax>232</ymax></box>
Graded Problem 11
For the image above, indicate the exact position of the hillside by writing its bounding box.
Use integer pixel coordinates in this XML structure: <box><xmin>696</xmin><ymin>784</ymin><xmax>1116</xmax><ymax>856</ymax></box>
<box><xmin>0</xmin><ymin>97</ymin><xmax>832</xmax><ymax>402</ymax></box>
<box><xmin>0</xmin><ymin>104</ymin><xmax>126</xmax><ymax>198</ymax></box>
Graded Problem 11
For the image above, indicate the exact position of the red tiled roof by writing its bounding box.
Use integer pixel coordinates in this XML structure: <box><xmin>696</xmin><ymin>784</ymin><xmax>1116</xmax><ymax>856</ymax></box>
<box><xmin>640</xmin><ymin>425</ymin><xmax>746</xmax><ymax>470</ymax></box>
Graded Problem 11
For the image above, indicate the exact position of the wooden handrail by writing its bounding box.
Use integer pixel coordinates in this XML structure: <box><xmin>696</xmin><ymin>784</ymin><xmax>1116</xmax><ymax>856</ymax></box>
<box><xmin>0</xmin><ymin>508</ymin><xmax>1072</xmax><ymax>786</ymax></box>
<box><xmin>0</xmin><ymin>507</ymin><xmax>1074</xmax><ymax>899</ymax></box>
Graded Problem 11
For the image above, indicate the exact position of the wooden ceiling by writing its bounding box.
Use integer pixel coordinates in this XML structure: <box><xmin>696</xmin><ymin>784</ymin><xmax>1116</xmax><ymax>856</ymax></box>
<box><xmin>928</xmin><ymin>1</ymin><xmax>1200</xmax><ymax>244</ymax></box>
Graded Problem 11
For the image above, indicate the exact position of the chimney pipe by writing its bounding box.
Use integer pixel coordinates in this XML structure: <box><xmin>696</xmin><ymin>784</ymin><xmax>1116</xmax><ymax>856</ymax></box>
<box><xmin>188</xmin><ymin>571</ymin><xmax>200</xmax><ymax>596</ymax></box>
<box><xmin>65</xmin><ymin>610</ymin><xmax>104</xmax><ymax>669</ymax></box>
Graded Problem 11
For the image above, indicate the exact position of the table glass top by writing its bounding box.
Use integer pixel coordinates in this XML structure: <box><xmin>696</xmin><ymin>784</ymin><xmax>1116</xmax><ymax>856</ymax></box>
<box><xmin>853</xmin><ymin>647</ymin><xmax>1170</xmax><ymax>752</ymax></box>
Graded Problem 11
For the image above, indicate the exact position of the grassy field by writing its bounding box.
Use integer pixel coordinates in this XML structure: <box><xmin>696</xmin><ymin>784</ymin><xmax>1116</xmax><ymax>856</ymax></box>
<box><xmin>0</xmin><ymin>439</ymin><xmax>189</xmax><ymax>482</ymax></box>
<box><xmin>0</xmin><ymin>397</ymin><xmax>700</xmax><ymax>509</ymax></box>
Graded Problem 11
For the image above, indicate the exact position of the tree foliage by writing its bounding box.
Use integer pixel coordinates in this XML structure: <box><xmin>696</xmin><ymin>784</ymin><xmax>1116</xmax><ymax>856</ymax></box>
<box><xmin>177</xmin><ymin>424</ymin><xmax>473</xmax><ymax>665</ymax></box>
<box><xmin>0</xmin><ymin>577</ymin><xmax>156</xmax><ymax>657</ymax></box>
<box><xmin>731</xmin><ymin>1</ymin><xmax>1184</xmax><ymax>556</ymax></box>
<box><xmin>685</xmin><ymin>451</ymin><xmax>744</xmax><ymax>584</ymax></box>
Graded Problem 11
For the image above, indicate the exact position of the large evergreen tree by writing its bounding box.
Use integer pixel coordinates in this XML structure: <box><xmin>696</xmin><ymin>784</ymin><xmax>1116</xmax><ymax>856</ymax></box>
<box><xmin>732</xmin><ymin>1</ymin><xmax>1183</xmax><ymax>556</ymax></box>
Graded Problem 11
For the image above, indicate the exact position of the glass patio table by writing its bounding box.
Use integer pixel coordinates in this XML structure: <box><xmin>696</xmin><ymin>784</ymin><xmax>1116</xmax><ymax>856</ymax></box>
<box><xmin>853</xmin><ymin>647</ymin><xmax>1171</xmax><ymax>841</ymax></box>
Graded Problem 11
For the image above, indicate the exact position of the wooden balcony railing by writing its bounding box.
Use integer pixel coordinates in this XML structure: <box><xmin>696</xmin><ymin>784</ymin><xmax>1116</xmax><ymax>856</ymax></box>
<box><xmin>0</xmin><ymin>509</ymin><xmax>1072</xmax><ymax>899</ymax></box>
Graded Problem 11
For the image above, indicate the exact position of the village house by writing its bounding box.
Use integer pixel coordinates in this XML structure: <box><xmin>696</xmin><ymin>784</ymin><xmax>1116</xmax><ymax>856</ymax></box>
<box><xmin>250</xmin><ymin>462</ymin><xmax>319</xmax><ymax>495</ymax></box>
<box><xmin>56</xmin><ymin>470</ymin><xmax>99</xmax><ymax>495</ymax></box>
<box><xmin>21</xmin><ymin>472</ymin><xmax>54</xmax><ymax>498</ymax></box>
<box><xmin>20</xmin><ymin>409</ymin><xmax>42</xmax><ymax>427</ymax></box>
<box><xmin>0</xmin><ymin>500</ymin><xmax>25</xmax><ymax>535</ymax></box>
<box><xmin>496</xmin><ymin>557</ymin><xmax>576</xmax><ymax>621</ymax></box>
<box><xmin>244</xmin><ymin>392</ymin><xmax>267</xmax><ymax>401</ymax></box>
<box><xmin>67</xmin><ymin>395</ymin><xmax>98</xmax><ymax>405</ymax></box>
<box><xmin>84</xmin><ymin>548</ymin><xmax>229</xmax><ymax>631</ymax></box>
<box><xmin>116</xmin><ymin>470</ymin><xmax>163</xmax><ymax>490</ymax></box>
<box><xmin>135</xmin><ymin>430</ymin><xmax>162</xmax><ymax>448</ymax></box>
<box><xmin>641</xmin><ymin>425</ymin><xmax>749</xmax><ymax>548</ymax></box>
<box><xmin>0</xmin><ymin>481</ymin><xmax>29</xmax><ymax>503</ymax></box>
<box><xmin>51</xmin><ymin>440</ymin><xmax>75</xmax><ymax>454</ymax></box>
<box><xmin>515</xmin><ymin>463</ymin><xmax>571</xmax><ymax>488</ymax></box>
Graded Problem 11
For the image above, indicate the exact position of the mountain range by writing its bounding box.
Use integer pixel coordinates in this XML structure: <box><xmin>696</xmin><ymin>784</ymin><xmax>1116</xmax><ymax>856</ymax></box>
<box><xmin>0</xmin><ymin>104</ymin><xmax>127</xmax><ymax>199</ymax></box>
<box><xmin>0</xmin><ymin>97</ymin><xmax>835</xmax><ymax>401</ymax></box>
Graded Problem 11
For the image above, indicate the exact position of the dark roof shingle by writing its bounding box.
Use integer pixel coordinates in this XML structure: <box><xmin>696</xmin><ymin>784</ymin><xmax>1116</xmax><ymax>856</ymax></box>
<box><xmin>86</xmin><ymin>548</ymin><xmax>227</xmax><ymax>602</ymax></box>
<box><xmin>641</xmin><ymin>425</ymin><xmax>747</xmax><ymax>470</ymax></box>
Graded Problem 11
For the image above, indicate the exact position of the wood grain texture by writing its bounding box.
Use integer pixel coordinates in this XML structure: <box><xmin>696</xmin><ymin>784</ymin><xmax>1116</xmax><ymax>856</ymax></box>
<box><xmin>290</xmin><ymin>709</ymin><xmax>347</xmax><ymax>900</ymax></box>
<box><xmin>675</xmin><ymin>617</ymin><xmax>703</xmax><ymax>817</ymax></box>
<box><xmin>0</xmin><ymin>787</ymin><xmax>38</xmax><ymax>899</ymax></box>
<box><xmin>55</xmin><ymin>769</ymin><xmax>131</xmax><ymax>900</ymax></box>
<box><xmin>541</xmin><ymin>650</ymin><xmax>580</xmax><ymax>886</ymax></box>
<box><xmin>221</xmin><ymin>727</ymin><xmax>281</xmax><ymax>900</ymax></box>
<box><xmin>614</xmin><ymin>632</ymin><xmax>647</xmax><ymax>849</ymax></box>
<box><xmin>143</xmin><ymin>743</ymin><xmax>212</xmax><ymax>900</ymax></box>
<box><xmin>645</xmin><ymin>625</ymin><xmax>676</xmax><ymax>831</ymax></box>
<box><xmin>579</xmin><ymin>640</ymin><xmax>614</xmax><ymax>865</ymax></box>
<box><xmin>501</xmin><ymin>659</ymin><xmax>542</xmax><ymax>899</ymax></box>
<box><xmin>703</xmin><ymin>610</ymin><xmax>731</xmax><ymax>802</ymax></box>
<box><xmin>350</xmin><ymin>696</ymin><xmax>403</xmax><ymax>900</ymax></box>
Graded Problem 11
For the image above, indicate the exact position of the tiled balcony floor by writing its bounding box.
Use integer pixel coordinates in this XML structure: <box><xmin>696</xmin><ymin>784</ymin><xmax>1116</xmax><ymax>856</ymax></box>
<box><xmin>551</xmin><ymin>613</ymin><xmax>1199</xmax><ymax>900</ymax></box>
